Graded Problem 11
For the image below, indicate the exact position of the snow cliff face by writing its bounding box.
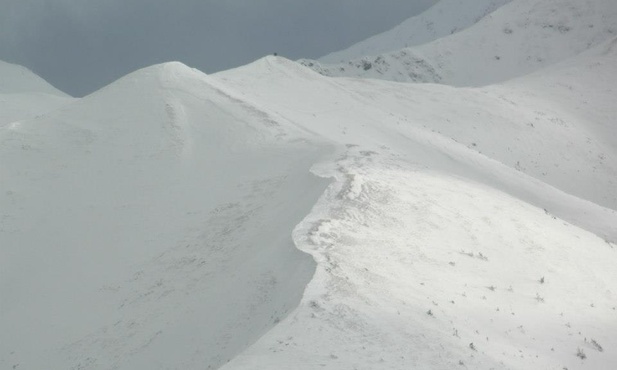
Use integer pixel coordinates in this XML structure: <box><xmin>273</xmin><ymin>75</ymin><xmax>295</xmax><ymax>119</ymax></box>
<box><xmin>319</xmin><ymin>0</ymin><xmax>513</xmax><ymax>63</ymax></box>
<box><xmin>304</xmin><ymin>0</ymin><xmax>617</xmax><ymax>86</ymax></box>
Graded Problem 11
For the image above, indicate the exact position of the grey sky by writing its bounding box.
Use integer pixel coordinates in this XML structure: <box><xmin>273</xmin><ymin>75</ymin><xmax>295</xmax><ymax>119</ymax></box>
<box><xmin>0</xmin><ymin>0</ymin><xmax>436</xmax><ymax>96</ymax></box>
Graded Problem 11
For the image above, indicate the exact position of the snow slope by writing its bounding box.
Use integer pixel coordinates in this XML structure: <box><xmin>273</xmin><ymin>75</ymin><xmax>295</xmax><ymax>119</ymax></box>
<box><xmin>214</xmin><ymin>55</ymin><xmax>617</xmax><ymax>369</ymax></box>
<box><xmin>2</xmin><ymin>8</ymin><xmax>617</xmax><ymax>370</ymax></box>
<box><xmin>0</xmin><ymin>60</ymin><xmax>68</xmax><ymax>96</ymax></box>
<box><xmin>502</xmin><ymin>36</ymin><xmax>617</xmax><ymax>152</ymax></box>
<box><xmin>224</xmin><ymin>155</ymin><xmax>617</xmax><ymax>370</ymax></box>
<box><xmin>304</xmin><ymin>0</ymin><xmax>617</xmax><ymax>86</ymax></box>
<box><xmin>0</xmin><ymin>92</ymin><xmax>74</xmax><ymax>126</ymax></box>
<box><xmin>1</xmin><ymin>62</ymin><xmax>331</xmax><ymax>370</ymax></box>
<box><xmin>319</xmin><ymin>0</ymin><xmax>512</xmax><ymax>63</ymax></box>
<box><xmin>218</xmin><ymin>55</ymin><xmax>617</xmax><ymax>234</ymax></box>
<box><xmin>0</xmin><ymin>60</ymin><xmax>74</xmax><ymax>125</ymax></box>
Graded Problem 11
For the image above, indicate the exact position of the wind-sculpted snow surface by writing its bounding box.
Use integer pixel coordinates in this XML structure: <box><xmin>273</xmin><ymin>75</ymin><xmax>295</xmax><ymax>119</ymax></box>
<box><xmin>215</xmin><ymin>55</ymin><xmax>617</xmax><ymax>369</ymax></box>
<box><xmin>2</xmin><ymin>10</ymin><xmax>617</xmax><ymax>370</ymax></box>
<box><xmin>0</xmin><ymin>62</ymin><xmax>331</xmax><ymax>370</ymax></box>
<box><xmin>319</xmin><ymin>0</ymin><xmax>513</xmax><ymax>63</ymax></box>
<box><xmin>223</xmin><ymin>149</ymin><xmax>617</xmax><ymax>370</ymax></box>
<box><xmin>219</xmin><ymin>56</ymin><xmax>617</xmax><ymax>233</ymax></box>
<box><xmin>304</xmin><ymin>0</ymin><xmax>617</xmax><ymax>86</ymax></box>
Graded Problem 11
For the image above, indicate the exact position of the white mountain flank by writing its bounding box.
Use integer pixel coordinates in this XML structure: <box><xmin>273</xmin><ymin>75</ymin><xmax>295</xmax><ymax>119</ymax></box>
<box><xmin>1</xmin><ymin>62</ymin><xmax>330</xmax><ymax>370</ymax></box>
<box><xmin>0</xmin><ymin>60</ymin><xmax>74</xmax><ymax>125</ymax></box>
<box><xmin>303</xmin><ymin>0</ymin><xmax>617</xmax><ymax>86</ymax></box>
<box><xmin>0</xmin><ymin>60</ymin><xmax>68</xmax><ymax>96</ymax></box>
<box><xmin>319</xmin><ymin>0</ymin><xmax>513</xmax><ymax>63</ymax></box>
<box><xmin>1</xmin><ymin>0</ymin><xmax>616</xmax><ymax>369</ymax></box>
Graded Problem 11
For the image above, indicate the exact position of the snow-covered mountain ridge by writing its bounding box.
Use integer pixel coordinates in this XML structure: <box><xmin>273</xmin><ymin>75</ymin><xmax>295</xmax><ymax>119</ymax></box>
<box><xmin>217</xmin><ymin>52</ymin><xmax>616</xmax><ymax>369</ymax></box>
<box><xmin>319</xmin><ymin>0</ymin><xmax>513</xmax><ymax>63</ymax></box>
<box><xmin>1</xmin><ymin>61</ymin><xmax>332</xmax><ymax>370</ymax></box>
<box><xmin>0</xmin><ymin>60</ymin><xmax>75</xmax><ymax>125</ymax></box>
<box><xmin>1</xmin><ymin>0</ymin><xmax>616</xmax><ymax>369</ymax></box>
<box><xmin>304</xmin><ymin>0</ymin><xmax>617</xmax><ymax>86</ymax></box>
<box><xmin>3</xmin><ymin>49</ymin><xmax>616</xmax><ymax>368</ymax></box>
<box><xmin>0</xmin><ymin>60</ymin><xmax>68</xmax><ymax>96</ymax></box>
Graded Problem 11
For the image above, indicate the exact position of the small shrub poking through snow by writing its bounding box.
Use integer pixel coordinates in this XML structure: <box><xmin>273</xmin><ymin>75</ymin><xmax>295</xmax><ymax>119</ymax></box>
<box><xmin>590</xmin><ymin>339</ymin><xmax>604</xmax><ymax>352</ymax></box>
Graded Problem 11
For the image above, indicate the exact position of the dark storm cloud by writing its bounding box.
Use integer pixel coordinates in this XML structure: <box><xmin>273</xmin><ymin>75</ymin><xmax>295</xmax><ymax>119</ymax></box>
<box><xmin>0</xmin><ymin>0</ymin><xmax>436</xmax><ymax>96</ymax></box>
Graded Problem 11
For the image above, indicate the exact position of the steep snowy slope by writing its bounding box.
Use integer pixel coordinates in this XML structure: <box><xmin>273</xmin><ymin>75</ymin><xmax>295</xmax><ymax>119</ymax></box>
<box><xmin>214</xmin><ymin>56</ymin><xmax>617</xmax><ymax>369</ymax></box>
<box><xmin>218</xmin><ymin>56</ymin><xmax>617</xmax><ymax>233</ymax></box>
<box><xmin>224</xmin><ymin>157</ymin><xmax>617</xmax><ymax>370</ymax></box>
<box><xmin>320</xmin><ymin>0</ymin><xmax>512</xmax><ymax>63</ymax></box>
<box><xmin>2</xmin><ymin>31</ymin><xmax>616</xmax><ymax>370</ymax></box>
<box><xmin>0</xmin><ymin>62</ymin><xmax>331</xmax><ymax>370</ymax></box>
<box><xmin>0</xmin><ymin>60</ymin><xmax>74</xmax><ymax>125</ymax></box>
<box><xmin>303</xmin><ymin>0</ymin><xmax>617</xmax><ymax>86</ymax></box>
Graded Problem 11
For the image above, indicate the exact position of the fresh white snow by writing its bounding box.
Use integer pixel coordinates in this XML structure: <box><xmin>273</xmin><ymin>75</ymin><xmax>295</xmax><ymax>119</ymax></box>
<box><xmin>0</xmin><ymin>60</ymin><xmax>68</xmax><ymax>96</ymax></box>
<box><xmin>1</xmin><ymin>62</ymin><xmax>331</xmax><ymax>369</ymax></box>
<box><xmin>304</xmin><ymin>0</ymin><xmax>617</xmax><ymax>87</ymax></box>
<box><xmin>216</xmin><ymin>50</ymin><xmax>617</xmax><ymax>370</ymax></box>
<box><xmin>1</xmin><ymin>0</ymin><xmax>616</xmax><ymax>369</ymax></box>
<box><xmin>218</xmin><ymin>54</ymin><xmax>617</xmax><ymax>238</ymax></box>
<box><xmin>223</xmin><ymin>157</ymin><xmax>617</xmax><ymax>370</ymax></box>
<box><xmin>319</xmin><ymin>0</ymin><xmax>513</xmax><ymax>63</ymax></box>
<box><xmin>0</xmin><ymin>61</ymin><xmax>75</xmax><ymax>125</ymax></box>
